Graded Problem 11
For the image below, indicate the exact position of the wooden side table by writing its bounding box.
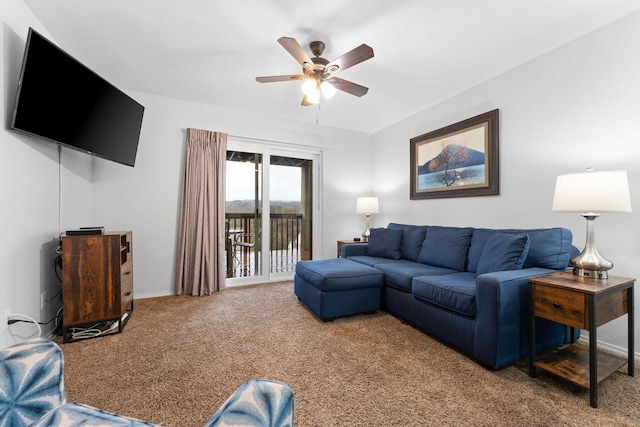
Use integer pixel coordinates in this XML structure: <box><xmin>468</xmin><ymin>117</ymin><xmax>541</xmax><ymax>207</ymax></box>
<box><xmin>528</xmin><ymin>270</ymin><xmax>634</xmax><ymax>408</ymax></box>
<box><xmin>337</xmin><ymin>239</ymin><xmax>360</xmax><ymax>257</ymax></box>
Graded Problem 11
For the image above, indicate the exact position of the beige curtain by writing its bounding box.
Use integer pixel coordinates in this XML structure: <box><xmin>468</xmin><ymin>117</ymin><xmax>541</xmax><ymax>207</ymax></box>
<box><xmin>175</xmin><ymin>129</ymin><xmax>227</xmax><ymax>295</ymax></box>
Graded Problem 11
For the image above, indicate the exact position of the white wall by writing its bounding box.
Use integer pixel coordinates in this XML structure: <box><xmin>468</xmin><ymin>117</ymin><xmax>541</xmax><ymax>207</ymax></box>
<box><xmin>91</xmin><ymin>94</ymin><xmax>374</xmax><ymax>297</ymax></box>
<box><xmin>1</xmin><ymin>0</ymin><xmax>92</xmax><ymax>348</ymax></box>
<box><xmin>372</xmin><ymin>11</ymin><xmax>640</xmax><ymax>355</ymax></box>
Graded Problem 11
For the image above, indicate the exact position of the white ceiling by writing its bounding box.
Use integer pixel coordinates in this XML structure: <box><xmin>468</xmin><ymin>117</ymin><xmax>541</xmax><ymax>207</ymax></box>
<box><xmin>21</xmin><ymin>0</ymin><xmax>640</xmax><ymax>134</ymax></box>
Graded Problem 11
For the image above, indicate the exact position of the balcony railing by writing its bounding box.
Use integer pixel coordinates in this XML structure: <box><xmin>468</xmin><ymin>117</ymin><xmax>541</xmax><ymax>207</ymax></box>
<box><xmin>225</xmin><ymin>213</ymin><xmax>304</xmax><ymax>278</ymax></box>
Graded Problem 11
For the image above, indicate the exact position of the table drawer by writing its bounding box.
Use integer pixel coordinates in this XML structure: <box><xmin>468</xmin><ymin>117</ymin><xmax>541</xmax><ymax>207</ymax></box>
<box><xmin>533</xmin><ymin>285</ymin><xmax>586</xmax><ymax>328</ymax></box>
<box><xmin>121</xmin><ymin>276</ymin><xmax>133</xmax><ymax>312</ymax></box>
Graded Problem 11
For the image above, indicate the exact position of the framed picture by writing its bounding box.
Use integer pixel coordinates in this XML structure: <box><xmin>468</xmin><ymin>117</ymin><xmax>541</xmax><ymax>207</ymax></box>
<box><xmin>410</xmin><ymin>109</ymin><xmax>499</xmax><ymax>200</ymax></box>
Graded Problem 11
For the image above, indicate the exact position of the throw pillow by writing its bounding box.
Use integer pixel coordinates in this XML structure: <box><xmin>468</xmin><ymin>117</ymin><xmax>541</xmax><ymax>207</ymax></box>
<box><xmin>387</xmin><ymin>223</ymin><xmax>426</xmax><ymax>261</ymax></box>
<box><xmin>417</xmin><ymin>226</ymin><xmax>473</xmax><ymax>271</ymax></box>
<box><xmin>366</xmin><ymin>228</ymin><xmax>403</xmax><ymax>259</ymax></box>
<box><xmin>476</xmin><ymin>233</ymin><xmax>530</xmax><ymax>275</ymax></box>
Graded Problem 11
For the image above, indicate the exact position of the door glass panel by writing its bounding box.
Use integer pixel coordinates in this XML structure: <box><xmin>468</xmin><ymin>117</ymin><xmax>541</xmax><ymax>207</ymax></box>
<box><xmin>269</xmin><ymin>156</ymin><xmax>312</xmax><ymax>275</ymax></box>
<box><xmin>225</xmin><ymin>151</ymin><xmax>262</xmax><ymax>278</ymax></box>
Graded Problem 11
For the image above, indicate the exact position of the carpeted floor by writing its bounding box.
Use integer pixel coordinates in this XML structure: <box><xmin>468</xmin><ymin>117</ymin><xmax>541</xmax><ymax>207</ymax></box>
<box><xmin>58</xmin><ymin>281</ymin><xmax>640</xmax><ymax>426</ymax></box>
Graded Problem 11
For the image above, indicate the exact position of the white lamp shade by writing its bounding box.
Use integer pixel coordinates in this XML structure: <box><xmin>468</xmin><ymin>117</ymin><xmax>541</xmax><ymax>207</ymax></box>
<box><xmin>306</xmin><ymin>89</ymin><xmax>320</xmax><ymax>104</ymax></box>
<box><xmin>301</xmin><ymin>79</ymin><xmax>317</xmax><ymax>96</ymax></box>
<box><xmin>320</xmin><ymin>81</ymin><xmax>336</xmax><ymax>99</ymax></box>
<box><xmin>356</xmin><ymin>197</ymin><xmax>379</xmax><ymax>214</ymax></box>
<box><xmin>552</xmin><ymin>170</ymin><xmax>632</xmax><ymax>213</ymax></box>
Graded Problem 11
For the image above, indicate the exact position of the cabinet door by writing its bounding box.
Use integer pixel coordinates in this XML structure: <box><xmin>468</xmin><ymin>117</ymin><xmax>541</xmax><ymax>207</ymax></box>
<box><xmin>62</xmin><ymin>235</ymin><xmax>122</xmax><ymax>325</ymax></box>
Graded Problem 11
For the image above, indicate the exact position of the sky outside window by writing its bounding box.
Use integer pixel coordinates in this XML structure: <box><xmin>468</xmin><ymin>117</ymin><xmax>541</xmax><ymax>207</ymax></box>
<box><xmin>226</xmin><ymin>161</ymin><xmax>301</xmax><ymax>202</ymax></box>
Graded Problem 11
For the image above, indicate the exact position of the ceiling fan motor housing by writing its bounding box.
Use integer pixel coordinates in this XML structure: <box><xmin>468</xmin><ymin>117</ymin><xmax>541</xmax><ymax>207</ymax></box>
<box><xmin>309</xmin><ymin>41</ymin><xmax>325</xmax><ymax>57</ymax></box>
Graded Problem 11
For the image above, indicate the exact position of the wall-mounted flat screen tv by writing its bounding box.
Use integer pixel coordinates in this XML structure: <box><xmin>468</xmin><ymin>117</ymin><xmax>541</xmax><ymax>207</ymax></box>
<box><xmin>11</xmin><ymin>28</ymin><xmax>144</xmax><ymax>167</ymax></box>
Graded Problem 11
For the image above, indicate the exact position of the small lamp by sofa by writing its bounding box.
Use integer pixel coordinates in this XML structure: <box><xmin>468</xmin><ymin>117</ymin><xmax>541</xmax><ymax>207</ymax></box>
<box><xmin>356</xmin><ymin>197</ymin><xmax>379</xmax><ymax>242</ymax></box>
<box><xmin>552</xmin><ymin>168</ymin><xmax>632</xmax><ymax>279</ymax></box>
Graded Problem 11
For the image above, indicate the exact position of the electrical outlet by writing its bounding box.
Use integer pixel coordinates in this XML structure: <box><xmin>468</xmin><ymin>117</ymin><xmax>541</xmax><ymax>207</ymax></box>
<box><xmin>40</xmin><ymin>292</ymin><xmax>47</xmax><ymax>310</ymax></box>
<box><xmin>2</xmin><ymin>308</ymin><xmax>11</xmax><ymax>330</ymax></box>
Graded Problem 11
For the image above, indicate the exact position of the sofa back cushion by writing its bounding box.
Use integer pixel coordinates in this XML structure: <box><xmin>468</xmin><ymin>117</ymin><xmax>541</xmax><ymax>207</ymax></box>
<box><xmin>475</xmin><ymin>233</ymin><xmax>530</xmax><ymax>275</ymax></box>
<box><xmin>387</xmin><ymin>223</ymin><xmax>427</xmax><ymax>261</ymax></box>
<box><xmin>366</xmin><ymin>227</ymin><xmax>403</xmax><ymax>259</ymax></box>
<box><xmin>417</xmin><ymin>226</ymin><xmax>473</xmax><ymax>271</ymax></box>
<box><xmin>468</xmin><ymin>227</ymin><xmax>572</xmax><ymax>272</ymax></box>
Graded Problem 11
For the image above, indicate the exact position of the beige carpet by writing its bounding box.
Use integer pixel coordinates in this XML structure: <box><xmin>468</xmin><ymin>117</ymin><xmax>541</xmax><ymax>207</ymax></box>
<box><xmin>58</xmin><ymin>281</ymin><xmax>640</xmax><ymax>426</ymax></box>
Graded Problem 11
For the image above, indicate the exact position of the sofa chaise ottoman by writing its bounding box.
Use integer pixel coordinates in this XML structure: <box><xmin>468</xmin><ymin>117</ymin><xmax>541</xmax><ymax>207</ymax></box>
<box><xmin>294</xmin><ymin>258</ymin><xmax>384</xmax><ymax>320</ymax></box>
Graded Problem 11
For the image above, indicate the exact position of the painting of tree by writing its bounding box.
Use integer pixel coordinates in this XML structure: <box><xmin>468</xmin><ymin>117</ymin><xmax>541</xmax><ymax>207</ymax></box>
<box><xmin>428</xmin><ymin>143</ymin><xmax>471</xmax><ymax>186</ymax></box>
<box><xmin>410</xmin><ymin>109</ymin><xmax>499</xmax><ymax>199</ymax></box>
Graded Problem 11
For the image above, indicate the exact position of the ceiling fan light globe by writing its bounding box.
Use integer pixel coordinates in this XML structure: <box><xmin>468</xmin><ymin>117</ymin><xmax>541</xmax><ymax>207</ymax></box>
<box><xmin>307</xmin><ymin>89</ymin><xmax>320</xmax><ymax>104</ymax></box>
<box><xmin>320</xmin><ymin>81</ymin><xmax>336</xmax><ymax>99</ymax></box>
<box><xmin>301</xmin><ymin>79</ymin><xmax>318</xmax><ymax>96</ymax></box>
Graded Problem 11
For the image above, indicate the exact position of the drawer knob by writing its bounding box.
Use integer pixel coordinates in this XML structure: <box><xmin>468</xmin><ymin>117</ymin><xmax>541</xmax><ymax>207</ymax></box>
<box><xmin>553</xmin><ymin>302</ymin><xmax>561</xmax><ymax>309</ymax></box>
<box><xmin>124</xmin><ymin>291</ymin><xmax>132</xmax><ymax>297</ymax></box>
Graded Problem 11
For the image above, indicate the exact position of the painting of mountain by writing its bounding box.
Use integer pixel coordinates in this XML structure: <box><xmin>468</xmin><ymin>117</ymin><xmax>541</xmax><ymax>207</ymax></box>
<box><xmin>410</xmin><ymin>109</ymin><xmax>499</xmax><ymax>200</ymax></box>
<box><xmin>418</xmin><ymin>144</ymin><xmax>484</xmax><ymax>175</ymax></box>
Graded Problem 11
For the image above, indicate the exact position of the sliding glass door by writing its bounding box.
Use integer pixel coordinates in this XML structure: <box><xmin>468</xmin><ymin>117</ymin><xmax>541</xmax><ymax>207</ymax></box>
<box><xmin>225</xmin><ymin>151</ymin><xmax>263</xmax><ymax>278</ymax></box>
<box><xmin>225</xmin><ymin>140</ymin><xmax>319</xmax><ymax>285</ymax></box>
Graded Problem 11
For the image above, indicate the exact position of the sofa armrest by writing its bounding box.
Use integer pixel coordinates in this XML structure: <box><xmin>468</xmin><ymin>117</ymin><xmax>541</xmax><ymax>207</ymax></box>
<box><xmin>205</xmin><ymin>379</ymin><xmax>295</xmax><ymax>427</ymax></box>
<box><xmin>0</xmin><ymin>338</ymin><xmax>66</xmax><ymax>425</ymax></box>
<box><xmin>341</xmin><ymin>243</ymin><xmax>368</xmax><ymax>258</ymax></box>
<box><xmin>474</xmin><ymin>268</ymin><xmax>570</xmax><ymax>369</ymax></box>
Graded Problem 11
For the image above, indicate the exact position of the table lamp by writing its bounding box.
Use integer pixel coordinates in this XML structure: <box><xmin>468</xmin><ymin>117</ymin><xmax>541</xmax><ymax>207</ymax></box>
<box><xmin>552</xmin><ymin>169</ymin><xmax>632</xmax><ymax>279</ymax></box>
<box><xmin>356</xmin><ymin>197</ymin><xmax>379</xmax><ymax>242</ymax></box>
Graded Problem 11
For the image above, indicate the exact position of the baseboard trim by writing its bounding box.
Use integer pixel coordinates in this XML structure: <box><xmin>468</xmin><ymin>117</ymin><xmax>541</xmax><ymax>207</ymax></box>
<box><xmin>577</xmin><ymin>334</ymin><xmax>640</xmax><ymax>360</ymax></box>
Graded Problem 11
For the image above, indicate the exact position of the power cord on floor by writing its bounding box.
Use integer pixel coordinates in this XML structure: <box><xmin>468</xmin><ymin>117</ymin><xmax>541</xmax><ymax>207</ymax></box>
<box><xmin>68</xmin><ymin>320</ymin><xmax>120</xmax><ymax>341</ymax></box>
<box><xmin>8</xmin><ymin>307</ymin><xmax>64</xmax><ymax>336</ymax></box>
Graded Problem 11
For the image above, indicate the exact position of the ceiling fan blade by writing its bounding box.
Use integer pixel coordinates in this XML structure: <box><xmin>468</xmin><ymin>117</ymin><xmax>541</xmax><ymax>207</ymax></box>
<box><xmin>278</xmin><ymin>37</ymin><xmax>313</xmax><ymax>69</ymax></box>
<box><xmin>256</xmin><ymin>74</ymin><xmax>305</xmax><ymax>83</ymax></box>
<box><xmin>301</xmin><ymin>95</ymin><xmax>314</xmax><ymax>106</ymax></box>
<box><xmin>326</xmin><ymin>44</ymin><xmax>374</xmax><ymax>73</ymax></box>
<box><xmin>329</xmin><ymin>77</ymin><xmax>369</xmax><ymax>97</ymax></box>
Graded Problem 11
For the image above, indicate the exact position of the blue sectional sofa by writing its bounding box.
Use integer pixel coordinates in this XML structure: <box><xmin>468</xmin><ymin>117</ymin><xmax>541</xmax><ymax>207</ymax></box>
<box><xmin>0</xmin><ymin>338</ymin><xmax>295</xmax><ymax>426</ymax></box>
<box><xmin>341</xmin><ymin>223</ymin><xmax>576</xmax><ymax>369</ymax></box>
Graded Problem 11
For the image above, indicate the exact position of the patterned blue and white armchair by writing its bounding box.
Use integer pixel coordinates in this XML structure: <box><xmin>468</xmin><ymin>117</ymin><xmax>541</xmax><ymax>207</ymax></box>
<box><xmin>0</xmin><ymin>338</ymin><xmax>294</xmax><ymax>427</ymax></box>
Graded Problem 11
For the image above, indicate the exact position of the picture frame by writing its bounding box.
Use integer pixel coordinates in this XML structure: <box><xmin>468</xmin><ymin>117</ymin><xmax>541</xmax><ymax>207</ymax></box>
<box><xmin>410</xmin><ymin>109</ymin><xmax>499</xmax><ymax>200</ymax></box>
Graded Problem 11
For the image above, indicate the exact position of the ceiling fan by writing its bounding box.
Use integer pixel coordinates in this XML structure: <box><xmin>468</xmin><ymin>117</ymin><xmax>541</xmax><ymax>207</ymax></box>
<box><xmin>256</xmin><ymin>37</ymin><xmax>374</xmax><ymax>106</ymax></box>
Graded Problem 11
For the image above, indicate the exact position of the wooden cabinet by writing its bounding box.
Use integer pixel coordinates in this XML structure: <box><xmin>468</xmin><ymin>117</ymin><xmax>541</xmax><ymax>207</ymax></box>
<box><xmin>528</xmin><ymin>271</ymin><xmax>634</xmax><ymax>407</ymax></box>
<box><xmin>61</xmin><ymin>231</ymin><xmax>134</xmax><ymax>342</ymax></box>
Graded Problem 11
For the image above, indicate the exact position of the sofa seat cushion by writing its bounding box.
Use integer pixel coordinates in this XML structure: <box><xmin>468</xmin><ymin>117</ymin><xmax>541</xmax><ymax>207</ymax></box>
<box><xmin>412</xmin><ymin>272</ymin><xmax>478</xmax><ymax>317</ymax></box>
<box><xmin>347</xmin><ymin>255</ymin><xmax>400</xmax><ymax>267</ymax></box>
<box><xmin>417</xmin><ymin>226</ymin><xmax>473</xmax><ymax>271</ymax></box>
<box><xmin>295</xmin><ymin>258</ymin><xmax>383</xmax><ymax>292</ymax></box>
<box><xmin>374</xmin><ymin>260</ymin><xmax>457</xmax><ymax>292</ymax></box>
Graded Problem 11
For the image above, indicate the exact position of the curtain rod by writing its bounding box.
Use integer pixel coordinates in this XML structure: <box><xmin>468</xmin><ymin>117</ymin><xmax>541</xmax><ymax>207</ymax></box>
<box><xmin>227</xmin><ymin>134</ymin><xmax>329</xmax><ymax>150</ymax></box>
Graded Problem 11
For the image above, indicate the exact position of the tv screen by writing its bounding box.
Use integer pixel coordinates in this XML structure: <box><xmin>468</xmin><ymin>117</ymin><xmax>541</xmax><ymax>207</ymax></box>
<box><xmin>11</xmin><ymin>28</ymin><xmax>144</xmax><ymax>167</ymax></box>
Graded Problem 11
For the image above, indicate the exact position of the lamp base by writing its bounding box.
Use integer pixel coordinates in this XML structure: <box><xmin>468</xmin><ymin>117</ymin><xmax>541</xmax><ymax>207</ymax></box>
<box><xmin>361</xmin><ymin>214</ymin><xmax>371</xmax><ymax>242</ymax></box>
<box><xmin>572</xmin><ymin>268</ymin><xmax>608</xmax><ymax>279</ymax></box>
<box><xmin>569</xmin><ymin>213</ymin><xmax>612</xmax><ymax>281</ymax></box>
